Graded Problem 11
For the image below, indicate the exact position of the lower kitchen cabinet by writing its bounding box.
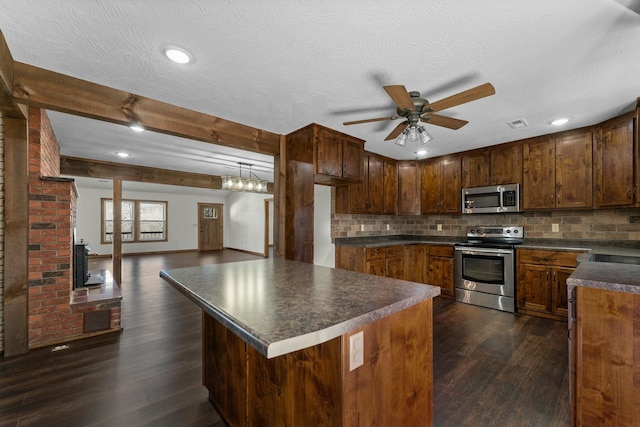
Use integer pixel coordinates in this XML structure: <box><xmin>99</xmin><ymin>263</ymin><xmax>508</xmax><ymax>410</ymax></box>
<box><xmin>429</xmin><ymin>245</ymin><xmax>455</xmax><ymax>299</ymax></box>
<box><xmin>404</xmin><ymin>244</ymin><xmax>429</xmax><ymax>284</ymax></box>
<box><xmin>571</xmin><ymin>286</ymin><xmax>640</xmax><ymax>427</ymax></box>
<box><xmin>516</xmin><ymin>248</ymin><xmax>585</xmax><ymax>320</ymax></box>
<box><xmin>403</xmin><ymin>244</ymin><xmax>454</xmax><ymax>299</ymax></box>
<box><xmin>337</xmin><ymin>243</ymin><xmax>453</xmax><ymax>296</ymax></box>
<box><xmin>336</xmin><ymin>245</ymin><xmax>405</xmax><ymax>280</ymax></box>
<box><xmin>366</xmin><ymin>245</ymin><xmax>405</xmax><ymax>279</ymax></box>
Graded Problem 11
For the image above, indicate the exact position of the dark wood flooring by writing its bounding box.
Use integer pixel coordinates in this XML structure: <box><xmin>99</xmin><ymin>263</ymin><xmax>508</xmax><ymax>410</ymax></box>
<box><xmin>0</xmin><ymin>250</ymin><xmax>569</xmax><ymax>427</ymax></box>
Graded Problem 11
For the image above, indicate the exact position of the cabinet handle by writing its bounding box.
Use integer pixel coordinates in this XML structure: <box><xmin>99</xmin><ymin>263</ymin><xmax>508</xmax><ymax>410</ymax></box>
<box><xmin>546</xmin><ymin>270</ymin><xmax>550</xmax><ymax>280</ymax></box>
<box><xmin>627</xmin><ymin>187</ymin><xmax>633</xmax><ymax>199</ymax></box>
<box><xmin>549</xmin><ymin>194</ymin><xmax>554</xmax><ymax>205</ymax></box>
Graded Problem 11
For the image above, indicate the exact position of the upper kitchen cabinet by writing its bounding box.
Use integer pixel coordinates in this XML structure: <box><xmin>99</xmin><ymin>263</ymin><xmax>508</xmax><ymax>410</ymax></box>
<box><xmin>397</xmin><ymin>161</ymin><xmax>422</xmax><ymax>215</ymax></box>
<box><xmin>595</xmin><ymin>112</ymin><xmax>636</xmax><ymax>208</ymax></box>
<box><xmin>421</xmin><ymin>155</ymin><xmax>461</xmax><ymax>214</ymax></box>
<box><xmin>462</xmin><ymin>143</ymin><xmax>522</xmax><ymax>188</ymax></box>
<box><xmin>490</xmin><ymin>143</ymin><xmax>523</xmax><ymax>185</ymax></box>
<box><xmin>335</xmin><ymin>152</ymin><xmax>397</xmax><ymax>215</ymax></box>
<box><xmin>522</xmin><ymin>128</ymin><xmax>593</xmax><ymax>210</ymax></box>
<box><xmin>383</xmin><ymin>157</ymin><xmax>398</xmax><ymax>215</ymax></box>
<box><xmin>462</xmin><ymin>149</ymin><xmax>490</xmax><ymax>188</ymax></box>
<box><xmin>287</xmin><ymin>123</ymin><xmax>365</xmax><ymax>186</ymax></box>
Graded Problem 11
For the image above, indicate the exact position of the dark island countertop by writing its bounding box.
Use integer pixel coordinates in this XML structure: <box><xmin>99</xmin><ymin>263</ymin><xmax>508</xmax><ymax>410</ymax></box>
<box><xmin>160</xmin><ymin>258</ymin><xmax>440</xmax><ymax>358</ymax></box>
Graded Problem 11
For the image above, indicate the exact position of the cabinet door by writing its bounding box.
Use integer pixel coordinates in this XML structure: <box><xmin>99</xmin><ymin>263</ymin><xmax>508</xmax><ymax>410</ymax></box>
<box><xmin>409</xmin><ymin>245</ymin><xmax>429</xmax><ymax>283</ymax></box>
<box><xmin>315</xmin><ymin>129</ymin><xmax>342</xmax><ymax>177</ymax></box>
<box><xmin>551</xmin><ymin>267</ymin><xmax>573</xmax><ymax>317</ymax></box>
<box><xmin>383</xmin><ymin>159</ymin><xmax>398</xmax><ymax>215</ymax></box>
<box><xmin>342</xmin><ymin>138</ymin><xmax>364</xmax><ymax>181</ymax></box>
<box><xmin>430</xmin><ymin>255</ymin><xmax>454</xmax><ymax>298</ymax></box>
<box><xmin>596</xmin><ymin>115</ymin><xmax>635</xmax><ymax>207</ymax></box>
<box><xmin>522</xmin><ymin>138</ymin><xmax>556</xmax><ymax>210</ymax></box>
<box><xmin>397</xmin><ymin>161</ymin><xmax>421</xmax><ymax>215</ymax></box>
<box><xmin>490</xmin><ymin>143</ymin><xmax>522</xmax><ymax>185</ymax></box>
<box><xmin>517</xmin><ymin>263</ymin><xmax>551</xmax><ymax>313</ymax></box>
<box><xmin>421</xmin><ymin>160</ymin><xmax>441</xmax><ymax>214</ymax></box>
<box><xmin>348</xmin><ymin>177</ymin><xmax>368</xmax><ymax>214</ymax></box>
<box><xmin>367</xmin><ymin>259</ymin><xmax>386</xmax><ymax>277</ymax></box>
<box><xmin>555</xmin><ymin>131</ymin><xmax>593</xmax><ymax>209</ymax></box>
<box><xmin>440</xmin><ymin>156</ymin><xmax>462</xmax><ymax>213</ymax></box>
<box><xmin>386</xmin><ymin>256</ymin><xmax>405</xmax><ymax>280</ymax></box>
<box><xmin>366</xmin><ymin>155</ymin><xmax>384</xmax><ymax>214</ymax></box>
<box><xmin>462</xmin><ymin>149</ymin><xmax>490</xmax><ymax>188</ymax></box>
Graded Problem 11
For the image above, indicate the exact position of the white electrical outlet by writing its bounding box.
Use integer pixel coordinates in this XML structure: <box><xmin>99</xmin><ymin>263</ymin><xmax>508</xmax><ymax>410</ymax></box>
<box><xmin>386</xmin><ymin>224</ymin><xmax>390</xmax><ymax>231</ymax></box>
<box><xmin>360</xmin><ymin>224</ymin><xmax>365</xmax><ymax>231</ymax></box>
<box><xmin>437</xmin><ymin>224</ymin><xmax>443</xmax><ymax>231</ymax></box>
<box><xmin>349</xmin><ymin>331</ymin><xmax>364</xmax><ymax>371</ymax></box>
<box><xmin>552</xmin><ymin>223</ymin><xmax>560</xmax><ymax>232</ymax></box>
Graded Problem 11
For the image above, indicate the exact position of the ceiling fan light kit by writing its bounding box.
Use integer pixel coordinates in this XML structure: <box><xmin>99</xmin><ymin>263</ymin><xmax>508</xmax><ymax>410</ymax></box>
<box><xmin>395</xmin><ymin>125</ymin><xmax>432</xmax><ymax>147</ymax></box>
<box><xmin>344</xmin><ymin>82</ymin><xmax>495</xmax><ymax>149</ymax></box>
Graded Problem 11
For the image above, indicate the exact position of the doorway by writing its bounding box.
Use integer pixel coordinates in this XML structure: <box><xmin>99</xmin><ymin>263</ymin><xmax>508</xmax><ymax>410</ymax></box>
<box><xmin>198</xmin><ymin>203</ymin><xmax>223</xmax><ymax>251</ymax></box>
<box><xmin>264</xmin><ymin>198</ymin><xmax>274</xmax><ymax>257</ymax></box>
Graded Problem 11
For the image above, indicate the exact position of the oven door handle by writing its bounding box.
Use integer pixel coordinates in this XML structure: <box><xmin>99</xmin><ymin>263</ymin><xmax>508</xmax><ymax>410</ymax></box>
<box><xmin>455</xmin><ymin>247</ymin><xmax>512</xmax><ymax>256</ymax></box>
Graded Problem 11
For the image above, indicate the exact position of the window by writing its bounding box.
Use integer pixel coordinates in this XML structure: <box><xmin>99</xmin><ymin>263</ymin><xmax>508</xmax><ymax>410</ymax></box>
<box><xmin>102</xmin><ymin>198</ymin><xmax>167</xmax><ymax>243</ymax></box>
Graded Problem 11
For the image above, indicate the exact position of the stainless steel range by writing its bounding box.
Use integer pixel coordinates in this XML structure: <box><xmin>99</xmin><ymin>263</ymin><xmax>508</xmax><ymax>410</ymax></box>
<box><xmin>454</xmin><ymin>226</ymin><xmax>523</xmax><ymax>313</ymax></box>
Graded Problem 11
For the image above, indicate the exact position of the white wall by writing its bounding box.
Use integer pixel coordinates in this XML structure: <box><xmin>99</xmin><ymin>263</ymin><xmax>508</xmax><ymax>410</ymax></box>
<box><xmin>224</xmin><ymin>191</ymin><xmax>273</xmax><ymax>254</ymax></box>
<box><xmin>314</xmin><ymin>185</ymin><xmax>335</xmax><ymax>267</ymax></box>
<box><xmin>74</xmin><ymin>178</ymin><xmax>270</xmax><ymax>255</ymax></box>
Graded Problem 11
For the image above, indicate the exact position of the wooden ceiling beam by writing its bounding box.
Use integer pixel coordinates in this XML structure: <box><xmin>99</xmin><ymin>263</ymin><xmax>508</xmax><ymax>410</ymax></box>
<box><xmin>13</xmin><ymin>61</ymin><xmax>280</xmax><ymax>156</ymax></box>
<box><xmin>60</xmin><ymin>156</ymin><xmax>274</xmax><ymax>193</ymax></box>
<box><xmin>0</xmin><ymin>31</ymin><xmax>26</xmax><ymax>119</ymax></box>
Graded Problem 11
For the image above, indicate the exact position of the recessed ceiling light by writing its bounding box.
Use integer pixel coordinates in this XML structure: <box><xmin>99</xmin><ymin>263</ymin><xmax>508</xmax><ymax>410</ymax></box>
<box><xmin>130</xmin><ymin>124</ymin><xmax>145</xmax><ymax>132</ymax></box>
<box><xmin>551</xmin><ymin>117</ymin><xmax>571</xmax><ymax>126</ymax></box>
<box><xmin>163</xmin><ymin>46</ymin><xmax>193</xmax><ymax>64</ymax></box>
<box><xmin>415</xmin><ymin>150</ymin><xmax>428</xmax><ymax>156</ymax></box>
<box><xmin>116</xmin><ymin>152</ymin><xmax>131</xmax><ymax>158</ymax></box>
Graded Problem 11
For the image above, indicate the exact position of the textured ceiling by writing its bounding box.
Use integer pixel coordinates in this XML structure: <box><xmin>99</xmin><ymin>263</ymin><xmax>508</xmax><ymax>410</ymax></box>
<box><xmin>1</xmin><ymin>0</ymin><xmax>640</xmax><ymax>185</ymax></box>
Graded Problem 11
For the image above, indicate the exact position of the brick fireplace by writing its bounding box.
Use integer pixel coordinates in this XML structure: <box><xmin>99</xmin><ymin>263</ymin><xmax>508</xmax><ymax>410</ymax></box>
<box><xmin>27</xmin><ymin>108</ymin><xmax>121</xmax><ymax>348</ymax></box>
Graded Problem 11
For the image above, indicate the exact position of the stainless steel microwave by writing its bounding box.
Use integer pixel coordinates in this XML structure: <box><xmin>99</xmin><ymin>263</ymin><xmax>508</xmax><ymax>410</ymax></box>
<box><xmin>461</xmin><ymin>183</ymin><xmax>520</xmax><ymax>214</ymax></box>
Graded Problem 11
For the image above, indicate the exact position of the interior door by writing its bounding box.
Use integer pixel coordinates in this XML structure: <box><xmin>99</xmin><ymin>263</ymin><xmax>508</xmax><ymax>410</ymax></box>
<box><xmin>198</xmin><ymin>203</ymin><xmax>223</xmax><ymax>251</ymax></box>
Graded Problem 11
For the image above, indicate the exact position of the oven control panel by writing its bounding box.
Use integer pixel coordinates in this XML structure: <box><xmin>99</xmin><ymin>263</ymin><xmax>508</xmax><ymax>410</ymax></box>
<box><xmin>466</xmin><ymin>226</ymin><xmax>523</xmax><ymax>238</ymax></box>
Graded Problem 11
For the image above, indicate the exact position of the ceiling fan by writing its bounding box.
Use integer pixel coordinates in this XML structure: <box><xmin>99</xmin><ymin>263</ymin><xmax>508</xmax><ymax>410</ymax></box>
<box><xmin>343</xmin><ymin>82</ymin><xmax>496</xmax><ymax>142</ymax></box>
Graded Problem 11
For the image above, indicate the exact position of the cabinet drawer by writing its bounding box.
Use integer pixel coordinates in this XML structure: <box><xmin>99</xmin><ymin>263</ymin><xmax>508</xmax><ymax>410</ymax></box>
<box><xmin>517</xmin><ymin>249</ymin><xmax>583</xmax><ymax>267</ymax></box>
<box><xmin>429</xmin><ymin>245</ymin><xmax>454</xmax><ymax>257</ymax></box>
<box><xmin>366</xmin><ymin>247</ymin><xmax>386</xmax><ymax>261</ymax></box>
<box><xmin>385</xmin><ymin>245</ymin><xmax>404</xmax><ymax>258</ymax></box>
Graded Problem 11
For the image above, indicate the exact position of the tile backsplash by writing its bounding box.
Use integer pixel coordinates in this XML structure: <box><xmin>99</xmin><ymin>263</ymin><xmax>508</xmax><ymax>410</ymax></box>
<box><xmin>332</xmin><ymin>208</ymin><xmax>640</xmax><ymax>242</ymax></box>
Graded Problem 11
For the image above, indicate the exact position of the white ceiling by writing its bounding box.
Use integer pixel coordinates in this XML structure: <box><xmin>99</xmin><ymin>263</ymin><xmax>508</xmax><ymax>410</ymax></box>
<box><xmin>2</xmin><ymin>0</ymin><xmax>640</xmax><ymax>185</ymax></box>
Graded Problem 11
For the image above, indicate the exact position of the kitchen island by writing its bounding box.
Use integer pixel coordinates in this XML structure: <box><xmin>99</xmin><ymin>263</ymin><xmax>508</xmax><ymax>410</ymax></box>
<box><xmin>567</xmin><ymin>255</ymin><xmax>640</xmax><ymax>427</ymax></box>
<box><xmin>160</xmin><ymin>258</ymin><xmax>440</xmax><ymax>427</ymax></box>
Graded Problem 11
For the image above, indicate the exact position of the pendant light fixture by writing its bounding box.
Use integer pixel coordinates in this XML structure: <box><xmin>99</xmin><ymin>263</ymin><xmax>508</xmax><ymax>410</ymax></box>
<box><xmin>221</xmin><ymin>162</ymin><xmax>268</xmax><ymax>193</ymax></box>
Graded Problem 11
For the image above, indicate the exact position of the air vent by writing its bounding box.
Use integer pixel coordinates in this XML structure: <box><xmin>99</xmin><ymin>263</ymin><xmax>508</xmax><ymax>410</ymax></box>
<box><xmin>507</xmin><ymin>118</ymin><xmax>529</xmax><ymax>129</ymax></box>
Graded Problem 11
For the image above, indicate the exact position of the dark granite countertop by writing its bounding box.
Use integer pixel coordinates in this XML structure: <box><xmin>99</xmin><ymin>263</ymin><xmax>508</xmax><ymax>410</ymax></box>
<box><xmin>160</xmin><ymin>258</ymin><xmax>440</xmax><ymax>358</ymax></box>
<box><xmin>334</xmin><ymin>235</ymin><xmax>461</xmax><ymax>248</ymax></box>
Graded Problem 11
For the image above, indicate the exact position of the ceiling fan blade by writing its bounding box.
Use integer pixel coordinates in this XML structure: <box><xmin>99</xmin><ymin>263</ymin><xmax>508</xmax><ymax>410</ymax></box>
<box><xmin>343</xmin><ymin>116</ymin><xmax>398</xmax><ymax>126</ymax></box>
<box><xmin>384</xmin><ymin>122</ymin><xmax>408</xmax><ymax>141</ymax></box>
<box><xmin>384</xmin><ymin>85</ymin><xmax>416</xmax><ymax>111</ymax></box>
<box><xmin>421</xmin><ymin>114</ymin><xmax>468</xmax><ymax>130</ymax></box>
<box><xmin>428</xmin><ymin>83</ymin><xmax>495</xmax><ymax>112</ymax></box>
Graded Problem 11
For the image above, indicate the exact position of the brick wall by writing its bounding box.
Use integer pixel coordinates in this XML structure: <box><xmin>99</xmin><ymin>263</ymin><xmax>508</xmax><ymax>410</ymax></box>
<box><xmin>27</xmin><ymin>108</ymin><xmax>82</xmax><ymax>347</ymax></box>
<box><xmin>0</xmin><ymin>111</ymin><xmax>4</xmax><ymax>354</ymax></box>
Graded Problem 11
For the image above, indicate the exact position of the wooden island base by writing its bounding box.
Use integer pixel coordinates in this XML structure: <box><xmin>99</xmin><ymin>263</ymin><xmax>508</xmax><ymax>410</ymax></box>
<box><xmin>203</xmin><ymin>299</ymin><xmax>433</xmax><ymax>427</ymax></box>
